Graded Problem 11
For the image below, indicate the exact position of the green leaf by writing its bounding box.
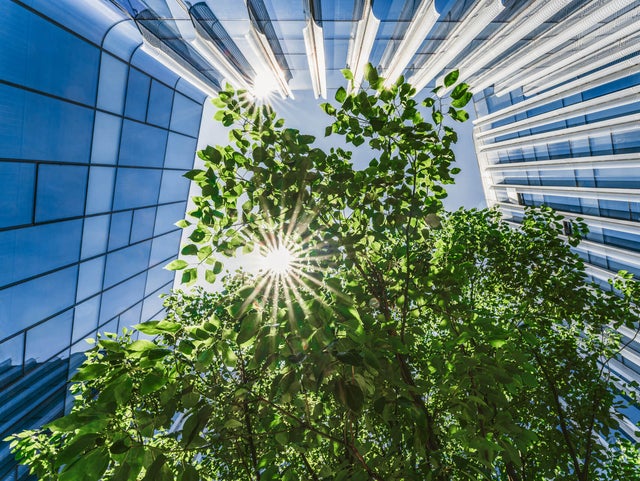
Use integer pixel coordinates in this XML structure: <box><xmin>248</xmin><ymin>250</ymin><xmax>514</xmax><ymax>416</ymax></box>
<box><xmin>181</xmin><ymin>244</ymin><xmax>198</xmax><ymax>256</ymax></box>
<box><xmin>205</xmin><ymin>269</ymin><xmax>217</xmax><ymax>284</ymax></box>
<box><xmin>237</xmin><ymin>312</ymin><xmax>260</xmax><ymax>345</ymax></box>
<box><xmin>213</xmin><ymin>260</ymin><xmax>223</xmax><ymax>275</ymax></box>
<box><xmin>142</xmin><ymin>454</ymin><xmax>167</xmax><ymax>481</ymax></box>
<box><xmin>452</xmin><ymin>91</ymin><xmax>473</xmax><ymax>108</ymax></box>
<box><xmin>181</xmin><ymin>465</ymin><xmax>200</xmax><ymax>481</ymax></box>
<box><xmin>165</xmin><ymin>259</ymin><xmax>188</xmax><ymax>271</ymax></box>
<box><xmin>450</xmin><ymin>82</ymin><xmax>469</xmax><ymax>100</ymax></box>
<box><xmin>128</xmin><ymin>339</ymin><xmax>157</xmax><ymax>352</ymax></box>
<box><xmin>60</xmin><ymin>447</ymin><xmax>110</xmax><ymax>481</ymax></box>
<box><xmin>335</xmin><ymin>86</ymin><xmax>347</xmax><ymax>103</ymax></box>
<box><xmin>443</xmin><ymin>70</ymin><xmax>459</xmax><ymax>87</ymax></box>
<box><xmin>224</xmin><ymin>419</ymin><xmax>243</xmax><ymax>429</ymax></box>
<box><xmin>341</xmin><ymin>68</ymin><xmax>354</xmax><ymax>80</ymax></box>
<box><xmin>364</xmin><ymin>62</ymin><xmax>379</xmax><ymax>85</ymax></box>
<box><xmin>141</xmin><ymin>372</ymin><xmax>166</xmax><ymax>395</ymax></box>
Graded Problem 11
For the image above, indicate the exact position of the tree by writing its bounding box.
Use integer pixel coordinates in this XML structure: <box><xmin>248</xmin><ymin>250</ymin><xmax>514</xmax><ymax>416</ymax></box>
<box><xmin>8</xmin><ymin>67</ymin><xmax>640</xmax><ymax>480</ymax></box>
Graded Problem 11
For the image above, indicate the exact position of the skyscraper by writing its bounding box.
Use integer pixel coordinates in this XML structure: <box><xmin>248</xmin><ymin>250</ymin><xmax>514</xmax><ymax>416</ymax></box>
<box><xmin>1</xmin><ymin>0</ymin><xmax>639</xmax><ymax>478</ymax></box>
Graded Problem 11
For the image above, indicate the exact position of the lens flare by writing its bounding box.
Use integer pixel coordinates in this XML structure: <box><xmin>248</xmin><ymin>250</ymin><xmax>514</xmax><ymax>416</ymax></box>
<box><xmin>262</xmin><ymin>245</ymin><xmax>295</xmax><ymax>276</ymax></box>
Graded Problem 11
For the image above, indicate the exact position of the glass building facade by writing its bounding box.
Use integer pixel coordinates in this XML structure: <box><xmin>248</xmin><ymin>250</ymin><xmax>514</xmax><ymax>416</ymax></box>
<box><xmin>2</xmin><ymin>0</ymin><xmax>640</xmax><ymax>478</ymax></box>
<box><xmin>0</xmin><ymin>1</ymin><xmax>206</xmax><ymax>479</ymax></box>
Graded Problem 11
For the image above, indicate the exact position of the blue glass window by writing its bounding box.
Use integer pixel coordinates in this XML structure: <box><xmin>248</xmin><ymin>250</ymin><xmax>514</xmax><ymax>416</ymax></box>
<box><xmin>570</xmin><ymin>138</ymin><xmax>590</xmax><ymax>157</ymax></box>
<box><xmin>0</xmin><ymin>3</ymin><xmax>99</xmax><ymax>105</ymax></box>
<box><xmin>85</xmin><ymin>166</ymin><xmax>115</xmax><ymax>214</ymax></box>
<box><xmin>91</xmin><ymin>112</ymin><xmax>122</xmax><ymax>165</ymax></box>
<box><xmin>589</xmin><ymin>134</ymin><xmax>613</xmax><ymax>156</ymax></box>
<box><xmin>76</xmin><ymin>256</ymin><xmax>105</xmax><ymax>302</ymax></box>
<box><xmin>0</xmin><ymin>265</ymin><xmax>78</xmax><ymax>339</ymax></box>
<box><xmin>35</xmin><ymin>164</ymin><xmax>88</xmax><ymax>222</ymax></box>
<box><xmin>104</xmin><ymin>241</ymin><xmax>151</xmax><ymax>289</ymax></box>
<box><xmin>579</xmin><ymin>197</ymin><xmax>600</xmax><ymax>217</ymax></box>
<box><xmin>113</xmin><ymin>167</ymin><xmax>162</xmax><ymax>210</ymax></box>
<box><xmin>72</xmin><ymin>296</ymin><xmax>100</xmax><ymax>344</ymax></box>
<box><xmin>596</xmin><ymin>167</ymin><xmax>640</xmax><ymax>189</ymax></box>
<box><xmin>130</xmin><ymin>207</ymin><xmax>157</xmax><ymax>244</ymax></box>
<box><xmin>170</xmin><ymin>93</ymin><xmax>202</xmax><ymax>135</ymax></box>
<box><xmin>99</xmin><ymin>272</ymin><xmax>146</xmax><ymax>325</ymax></box>
<box><xmin>124</xmin><ymin>68</ymin><xmax>151</xmax><ymax>122</ymax></box>
<box><xmin>97</xmin><ymin>53</ymin><xmax>128</xmax><ymax>115</ymax></box>
<box><xmin>547</xmin><ymin>141</ymin><xmax>571</xmax><ymax>160</ymax></box>
<box><xmin>533</xmin><ymin>144</ymin><xmax>550</xmax><ymax>160</ymax></box>
<box><xmin>575</xmin><ymin>169</ymin><xmax>596</xmax><ymax>187</ymax></box>
<box><xmin>0</xmin><ymin>334</ymin><xmax>24</xmax><ymax>389</ymax></box>
<box><xmin>599</xmin><ymin>199</ymin><xmax>632</xmax><ymax>220</ymax></box>
<box><xmin>108</xmin><ymin>210</ymin><xmax>133</xmax><ymax>251</ymax></box>
<box><xmin>154</xmin><ymin>202</ymin><xmax>186</xmax><ymax>236</ymax></box>
<box><xmin>0</xmin><ymin>84</ymin><xmax>94</xmax><ymax>163</ymax></box>
<box><xmin>145</xmin><ymin>263</ymin><xmax>174</xmax><ymax>295</ymax></box>
<box><xmin>150</xmin><ymin>230</ymin><xmax>182</xmax><ymax>266</ymax></box>
<box><xmin>543</xmin><ymin>195</ymin><xmax>580</xmax><ymax>214</ymax></box>
<box><xmin>99</xmin><ymin>317</ymin><xmax>120</xmax><ymax>336</ymax></box>
<box><xmin>141</xmin><ymin>291</ymin><xmax>166</xmax><ymax>322</ymax></box>
<box><xmin>0</xmin><ymin>162</ymin><xmax>35</xmax><ymax>228</ymax></box>
<box><xmin>603</xmin><ymin>229</ymin><xmax>640</xmax><ymax>252</ymax></box>
<box><xmin>159</xmin><ymin>170</ymin><xmax>191</xmax><ymax>203</ymax></box>
<box><xmin>25</xmin><ymin>310</ymin><xmax>73</xmax><ymax>363</ymax></box>
<box><xmin>165</xmin><ymin>132</ymin><xmax>197</xmax><ymax>169</ymax></box>
<box><xmin>0</xmin><ymin>219</ymin><xmax>82</xmax><ymax>287</ymax></box>
<box><xmin>613</xmin><ymin>130</ymin><xmax>640</xmax><ymax>154</ymax></box>
<box><xmin>119</xmin><ymin>120</ymin><xmax>167</xmax><ymax>167</ymax></box>
<box><xmin>81</xmin><ymin>214</ymin><xmax>110</xmax><ymax>259</ymax></box>
<box><xmin>118</xmin><ymin>302</ymin><xmax>142</xmax><ymax>331</ymax></box>
<box><xmin>147</xmin><ymin>80</ymin><xmax>173</xmax><ymax>128</ymax></box>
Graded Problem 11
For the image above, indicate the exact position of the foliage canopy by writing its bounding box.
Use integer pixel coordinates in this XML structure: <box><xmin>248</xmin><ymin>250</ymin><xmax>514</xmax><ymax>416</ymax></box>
<box><xmin>9</xmin><ymin>68</ymin><xmax>640</xmax><ymax>480</ymax></box>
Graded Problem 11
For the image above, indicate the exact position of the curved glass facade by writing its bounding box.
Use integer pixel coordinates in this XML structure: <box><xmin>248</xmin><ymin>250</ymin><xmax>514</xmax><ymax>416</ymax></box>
<box><xmin>0</xmin><ymin>1</ymin><xmax>204</xmax><ymax>478</ymax></box>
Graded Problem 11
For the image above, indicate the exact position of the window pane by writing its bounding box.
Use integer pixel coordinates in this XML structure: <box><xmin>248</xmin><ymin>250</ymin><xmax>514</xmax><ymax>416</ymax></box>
<box><xmin>124</xmin><ymin>68</ymin><xmax>150</xmax><ymax>122</ymax></box>
<box><xmin>149</xmin><ymin>230</ymin><xmax>181</xmax><ymax>266</ymax></box>
<box><xmin>72</xmin><ymin>296</ymin><xmax>100</xmax><ymax>344</ymax></box>
<box><xmin>170</xmin><ymin>92</ymin><xmax>202</xmax><ymax>135</ymax></box>
<box><xmin>145</xmin><ymin>263</ymin><xmax>174</xmax><ymax>295</ymax></box>
<box><xmin>76</xmin><ymin>256</ymin><xmax>105</xmax><ymax>302</ymax></box>
<box><xmin>0</xmin><ymin>162</ymin><xmax>35</xmax><ymax>228</ymax></box>
<box><xmin>91</xmin><ymin>112</ymin><xmax>122</xmax><ymax>165</ymax></box>
<box><xmin>0</xmin><ymin>265</ymin><xmax>78</xmax><ymax>339</ymax></box>
<box><xmin>0</xmin><ymin>334</ymin><xmax>24</xmax><ymax>390</ymax></box>
<box><xmin>141</xmin><ymin>291</ymin><xmax>166</xmax><ymax>322</ymax></box>
<box><xmin>35</xmin><ymin>164</ymin><xmax>88</xmax><ymax>222</ymax></box>
<box><xmin>25</xmin><ymin>310</ymin><xmax>73</xmax><ymax>363</ymax></box>
<box><xmin>99</xmin><ymin>272</ymin><xmax>146</xmax><ymax>324</ymax></box>
<box><xmin>119</xmin><ymin>120</ymin><xmax>167</xmax><ymax>167</ymax></box>
<box><xmin>97</xmin><ymin>53</ymin><xmax>128</xmax><ymax>115</ymax></box>
<box><xmin>158</xmin><ymin>170</ymin><xmax>190</xmax><ymax>203</ymax></box>
<box><xmin>104</xmin><ymin>240</ymin><xmax>152</xmax><ymax>288</ymax></box>
<box><xmin>154</xmin><ymin>202</ymin><xmax>186</xmax><ymax>236</ymax></box>
<box><xmin>0</xmin><ymin>3</ymin><xmax>99</xmax><ymax>105</ymax></box>
<box><xmin>81</xmin><ymin>214</ymin><xmax>110</xmax><ymax>259</ymax></box>
<box><xmin>86</xmin><ymin>166</ymin><xmax>115</xmax><ymax>214</ymax></box>
<box><xmin>119</xmin><ymin>302</ymin><xmax>143</xmax><ymax>331</ymax></box>
<box><xmin>147</xmin><ymin>80</ymin><xmax>173</xmax><ymax>127</ymax></box>
<box><xmin>165</xmin><ymin>132</ymin><xmax>197</xmax><ymax>169</ymax></box>
<box><xmin>130</xmin><ymin>207</ymin><xmax>156</xmax><ymax>244</ymax></box>
<box><xmin>113</xmin><ymin>167</ymin><xmax>162</xmax><ymax>210</ymax></box>
<box><xmin>0</xmin><ymin>84</ymin><xmax>94</xmax><ymax>163</ymax></box>
<box><xmin>108</xmin><ymin>210</ymin><xmax>133</xmax><ymax>251</ymax></box>
<box><xmin>0</xmin><ymin>219</ymin><xmax>82</xmax><ymax>287</ymax></box>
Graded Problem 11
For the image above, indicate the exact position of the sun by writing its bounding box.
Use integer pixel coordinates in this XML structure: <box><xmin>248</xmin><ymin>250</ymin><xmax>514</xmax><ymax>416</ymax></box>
<box><xmin>261</xmin><ymin>245</ymin><xmax>296</xmax><ymax>276</ymax></box>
